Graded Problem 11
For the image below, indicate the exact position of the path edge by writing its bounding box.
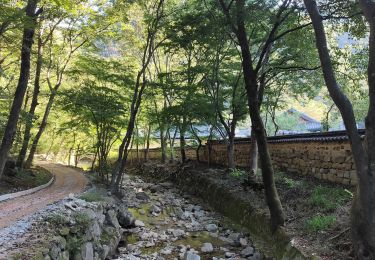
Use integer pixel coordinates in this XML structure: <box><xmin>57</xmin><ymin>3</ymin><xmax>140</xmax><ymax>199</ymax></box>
<box><xmin>0</xmin><ymin>172</ymin><xmax>55</xmax><ymax>203</ymax></box>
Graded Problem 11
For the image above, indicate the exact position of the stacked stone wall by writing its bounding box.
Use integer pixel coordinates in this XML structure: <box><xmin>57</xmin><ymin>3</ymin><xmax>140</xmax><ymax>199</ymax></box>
<box><xmin>128</xmin><ymin>138</ymin><xmax>358</xmax><ymax>186</ymax></box>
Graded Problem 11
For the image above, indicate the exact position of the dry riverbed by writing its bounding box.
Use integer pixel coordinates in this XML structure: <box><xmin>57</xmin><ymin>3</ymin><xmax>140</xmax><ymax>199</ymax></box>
<box><xmin>117</xmin><ymin>174</ymin><xmax>266</xmax><ymax>260</ymax></box>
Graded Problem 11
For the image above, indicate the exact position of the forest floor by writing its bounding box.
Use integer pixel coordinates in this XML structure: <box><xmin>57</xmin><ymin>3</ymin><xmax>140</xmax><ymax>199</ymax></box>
<box><xmin>0</xmin><ymin>166</ymin><xmax>52</xmax><ymax>195</ymax></box>
<box><xmin>227</xmin><ymin>165</ymin><xmax>354</xmax><ymax>259</ymax></box>
<box><xmin>0</xmin><ymin>163</ymin><xmax>87</xmax><ymax>259</ymax></box>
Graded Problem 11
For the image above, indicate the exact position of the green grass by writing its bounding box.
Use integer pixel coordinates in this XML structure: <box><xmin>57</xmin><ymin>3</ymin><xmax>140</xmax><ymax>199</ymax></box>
<box><xmin>79</xmin><ymin>191</ymin><xmax>103</xmax><ymax>202</ymax></box>
<box><xmin>308</xmin><ymin>185</ymin><xmax>352</xmax><ymax>212</ymax></box>
<box><xmin>306</xmin><ymin>215</ymin><xmax>336</xmax><ymax>232</ymax></box>
<box><xmin>229</xmin><ymin>168</ymin><xmax>246</xmax><ymax>178</ymax></box>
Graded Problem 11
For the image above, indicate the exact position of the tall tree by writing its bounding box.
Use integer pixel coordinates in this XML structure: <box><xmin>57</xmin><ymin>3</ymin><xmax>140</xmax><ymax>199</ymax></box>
<box><xmin>17</xmin><ymin>16</ymin><xmax>62</xmax><ymax>168</ymax></box>
<box><xmin>0</xmin><ymin>0</ymin><xmax>40</xmax><ymax>177</ymax></box>
<box><xmin>218</xmin><ymin>0</ymin><xmax>292</xmax><ymax>230</ymax></box>
<box><xmin>110</xmin><ymin>0</ymin><xmax>166</xmax><ymax>191</ymax></box>
<box><xmin>304</xmin><ymin>0</ymin><xmax>375</xmax><ymax>257</ymax></box>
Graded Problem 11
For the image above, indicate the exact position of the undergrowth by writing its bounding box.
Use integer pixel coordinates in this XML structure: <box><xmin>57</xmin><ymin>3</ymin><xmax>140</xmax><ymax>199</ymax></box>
<box><xmin>308</xmin><ymin>185</ymin><xmax>352</xmax><ymax>212</ymax></box>
<box><xmin>306</xmin><ymin>215</ymin><xmax>336</xmax><ymax>232</ymax></box>
<box><xmin>80</xmin><ymin>191</ymin><xmax>103</xmax><ymax>202</ymax></box>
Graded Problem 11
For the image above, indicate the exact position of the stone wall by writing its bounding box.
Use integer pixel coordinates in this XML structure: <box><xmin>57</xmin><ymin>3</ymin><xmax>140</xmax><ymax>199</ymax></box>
<box><xmin>128</xmin><ymin>132</ymin><xmax>360</xmax><ymax>186</ymax></box>
<box><xmin>201</xmin><ymin>140</ymin><xmax>357</xmax><ymax>186</ymax></box>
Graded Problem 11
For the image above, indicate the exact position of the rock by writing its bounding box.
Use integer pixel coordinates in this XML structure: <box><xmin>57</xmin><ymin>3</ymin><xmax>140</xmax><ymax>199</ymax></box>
<box><xmin>239</xmin><ymin>237</ymin><xmax>248</xmax><ymax>247</ymax></box>
<box><xmin>117</xmin><ymin>206</ymin><xmax>135</xmax><ymax>228</ymax></box>
<box><xmin>149</xmin><ymin>185</ymin><xmax>160</xmax><ymax>193</ymax></box>
<box><xmin>52</xmin><ymin>236</ymin><xmax>67</xmax><ymax>250</ymax></box>
<box><xmin>160</xmin><ymin>247</ymin><xmax>173</xmax><ymax>255</ymax></box>
<box><xmin>201</xmin><ymin>243</ymin><xmax>214</xmax><ymax>253</ymax></box>
<box><xmin>150</xmin><ymin>205</ymin><xmax>162</xmax><ymax>214</ymax></box>
<box><xmin>87</xmin><ymin>220</ymin><xmax>101</xmax><ymax>240</ymax></box>
<box><xmin>139</xmin><ymin>209</ymin><xmax>146</xmax><ymax>215</ymax></box>
<box><xmin>134</xmin><ymin>220</ymin><xmax>145</xmax><ymax>227</ymax></box>
<box><xmin>205</xmin><ymin>224</ymin><xmax>218</xmax><ymax>233</ymax></box>
<box><xmin>249</xmin><ymin>252</ymin><xmax>262</xmax><ymax>260</ymax></box>
<box><xmin>106</xmin><ymin>209</ymin><xmax>120</xmax><ymax>229</ymax></box>
<box><xmin>49</xmin><ymin>245</ymin><xmax>61</xmax><ymax>260</ymax></box>
<box><xmin>183</xmin><ymin>251</ymin><xmax>201</xmax><ymax>260</ymax></box>
<box><xmin>228</xmin><ymin>232</ymin><xmax>241</xmax><ymax>241</ymax></box>
<box><xmin>145</xmin><ymin>241</ymin><xmax>155</xmax><ymax>247</ymax></box>
<box><xmin>240</xmin><ymin>246</ymin><xmax>254</xmax><ymax>257</ymax></box>
<box><xmin>81</xmin><ymin>242</ymin><xmax>94</xmax><ymax>260</ymax></box>
<box><xmin>168</xmin><ymin>229</ymin><xmax>185</xmax><ymax>238</ymax></box>
<box><xmin>160</xmin><ymin>182</ymin><xmax>173</xmax><ymax>188</ymax></box>
<box><xmin>135</xmin><ymin>192</ymin><xmax>150</xmax><ymax>201</ymax></box>
<box><xmin>225</xmin><ymin>252</ymin><xmax>236</xmax><ymax>258</ymax></box>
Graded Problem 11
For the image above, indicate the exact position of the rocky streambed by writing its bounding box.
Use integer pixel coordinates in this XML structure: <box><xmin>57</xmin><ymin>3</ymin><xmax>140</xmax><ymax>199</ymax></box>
<box><xmin>117</xmin><ymin>174</ymin><xmax>266</xmax><ymax>260</ymax></box>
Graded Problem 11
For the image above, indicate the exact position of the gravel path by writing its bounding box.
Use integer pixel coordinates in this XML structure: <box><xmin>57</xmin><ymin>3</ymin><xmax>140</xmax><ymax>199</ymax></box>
<box><xmin>0</xmin><ymin>163</ymin><xmax>87</xmax><ymax>229</ymax></box>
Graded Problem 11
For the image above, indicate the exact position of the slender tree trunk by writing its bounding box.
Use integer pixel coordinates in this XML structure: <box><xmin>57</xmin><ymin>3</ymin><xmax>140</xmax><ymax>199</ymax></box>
<box><xmin>17</xmin><ymin>29</ymin><xmax>43</xmax><ymax>168</ymax></box>
<box><xmin>0</xmin><ymin>0</ymin><xmax>38</xmax><ymax>177</ymax></box>
<box><xmin>144</xmin><ymin>124</ymin><xmax>151</xmax><ymax>161</ymax></box>
<box><xmin>305</xmin><ymin>0</ymin><xmax>375</xmax><ymax>257</ymax></box>
<box><xmin>24</xmin><ymin>90</ymin><xmax>56</xmax><ymax>168</ymax></box>
<box><xmin>91</xmin><ymin>148</ymin><xmax>98</xmax><ymax>172</ymax></box>
<box><xmin>179</xmin><ymin>127</ymin><xmax>186</xmax><ymax>163</ymax></box>
<box><xmin>249</xmin><ymin>132</ymin><xmax>258</xmax><ymax>174</ymax></box>
<box><xmin>160</xmin><ymin>127</ymin><xmax>167</xmax><ymax>163</ymax></box>
<box><xmin>227</xmin><ymin>0</ymin><xmax>285</xmax><ymax>230</ymax></box>
<box><xmin>74</xmin><ymin>143</ymin><xmax>80</xmax><ymax>167</ymax></box>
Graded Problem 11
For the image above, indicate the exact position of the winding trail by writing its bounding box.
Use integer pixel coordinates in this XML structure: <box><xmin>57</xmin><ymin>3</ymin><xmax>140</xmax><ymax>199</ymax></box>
<box><xmin>0</xmin><ymin>163</ymin><xmax>87</xmax><ymax>229</ymax></box>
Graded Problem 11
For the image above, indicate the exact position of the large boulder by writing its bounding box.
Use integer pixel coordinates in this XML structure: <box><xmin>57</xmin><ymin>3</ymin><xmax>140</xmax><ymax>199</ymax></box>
<box><xmin>117</xmin><ymin>205</ymin><xmax>135</xmax><ymax>228</ymax></box>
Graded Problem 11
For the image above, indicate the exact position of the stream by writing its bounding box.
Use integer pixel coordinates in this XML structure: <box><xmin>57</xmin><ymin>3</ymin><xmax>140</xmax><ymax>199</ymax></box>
<box><xmin>114</xmin><ymin>174</ymin><xmax>268</xmax><ymax>260</ymax></box>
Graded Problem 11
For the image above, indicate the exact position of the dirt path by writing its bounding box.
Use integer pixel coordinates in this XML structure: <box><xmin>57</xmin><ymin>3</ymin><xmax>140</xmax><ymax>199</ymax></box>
<box><xmin>0</xmin><ymin>163</ymin><xmax>87</xmax><ymax>229</ymax></box>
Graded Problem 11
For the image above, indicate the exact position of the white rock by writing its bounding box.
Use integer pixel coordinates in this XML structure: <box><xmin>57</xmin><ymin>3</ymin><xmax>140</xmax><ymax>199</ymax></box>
<box><xmin>239</xmin><ymin>237</ymin><xmax>248</xmax><ymax>247</ymax></box>
<box><xmin>183</xmin><ymin>251</ymin><xmax>201</xmax><ymax>260</ymax></box>
<box><xmin>201</xmin><ymin>243</ymin><xmax>214</xmax><ymax>253</ymax></box>
<box><xmin>205</xmin><ymin>224</ymin><xmax>218</xmax><ymax>233</ymax></box>
<box><xmin>134</xmin><ymin>220</ymin><xmax>145</xmax><ymax>227</ymax></box>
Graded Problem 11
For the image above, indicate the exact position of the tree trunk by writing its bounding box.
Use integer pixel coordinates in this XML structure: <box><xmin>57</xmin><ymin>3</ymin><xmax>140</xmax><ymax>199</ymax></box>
<box><xmin>91</xmin><ymin>148</ymin><xmax>98</xmax><ymax>172</ymax></box>
<box><xmin>160</xmin><ymin>127</ymin><xmax>167</xmax><ymax>163</ymax></box>
<box><xmin>305</xmin><ymin>0</ymin><xmax>375</xmax><ymax>257</ymax></box>
<box><xmin>231</xmin><ymin>0</ymin><xmax>285</xmax><ymax>231</ymax></box>
<box><xmin>144</xmin><ymin>124</ymin><xmax>151</xmax><ymax>161</ymax></box>
<box><xmin>24</xmin><ymin>90</ymin><xmax>56</xmax><ymax>168</ymax></box>
<box><xmin>17</xmin><ymin>28</ymin><xmax>43</xmax><ymax>168</ymax></box>
<box><xmin>227</xmin><ymin>132</ymin><xmax>235</xmax><ymax>169</ymax></box>
<box><xmin>196</xmin><ymin>140</ymin><xmax>202</xmax><ymax>162</ymax></box>
<box><xmin>179</xmin><ymin>128</ymin><xmax>186</xmax><ymax>163</ymax></box>
<box><xmin>249</xmin><ymin>131</ymin><xmax>258</xmax><ymax>174</ymax></box>
<box><xmin>0</xmin><ymin>0</ymin><xmax>38</xmax><ymax>177</ymax></box>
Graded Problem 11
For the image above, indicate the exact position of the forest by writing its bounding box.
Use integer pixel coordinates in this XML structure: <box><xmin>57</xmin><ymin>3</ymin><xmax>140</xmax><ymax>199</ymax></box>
<box><xmin>0</xmin><ymin>0</ymin><xmax>375</xmax><ymax>259</ymax></box>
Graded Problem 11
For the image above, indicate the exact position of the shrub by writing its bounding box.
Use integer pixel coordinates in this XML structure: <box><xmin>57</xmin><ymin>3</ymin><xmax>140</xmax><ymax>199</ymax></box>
<box><xmin>306</xmin><ymin>215</ymin><xmax>336</xmax><ymax>232</ymax></box>
<box><xmin>79</xmin><ymin>191</ymin><xmax>103</xmax><ymax>202</ymax></box>
<box><xmin>72</xmin><ymin>212</ymin><xmax>92</xmax><ymax>228</ymax></box>
<box><xmin>46</xmin><ymin>213</ymin><xmax>69</xmax><ymax>226</ymax></box>
<box><xmin>230</xmin><ymin>168</ymin><xmax>246</xmax><ymax>178</ymax></box>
